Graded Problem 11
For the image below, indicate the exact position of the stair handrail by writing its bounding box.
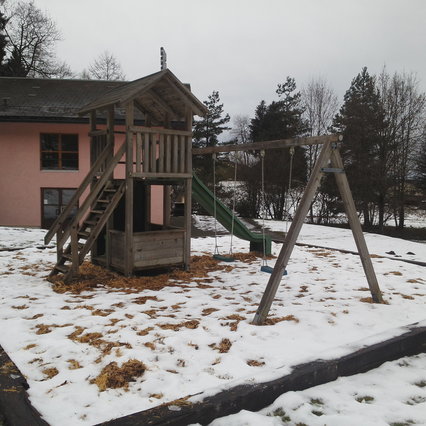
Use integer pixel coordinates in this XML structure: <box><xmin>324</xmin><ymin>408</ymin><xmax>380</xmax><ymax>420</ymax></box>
<box><xmin>56</xmin><ymin>141</ymin><xmax>127</xmax><ymax>249</ymax></box>
<box><xmin>45</xmin><ymin>141</ymin><xmax>116</xmax><ymax>245</ymax></box>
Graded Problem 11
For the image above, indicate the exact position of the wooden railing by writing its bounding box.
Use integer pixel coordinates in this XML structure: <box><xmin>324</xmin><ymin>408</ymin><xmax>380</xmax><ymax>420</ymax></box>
<box><xmin>129</xmin><ymin>126</ymin><xmax>192</xmax><ymax>178</ymax></box>
<box><xmin>89</xmin><ymin>129</ymin><xmax>109</xmax><ymax>174</ymax></box>
<box><xmin>44</xmin><ymin>141</ymin><xmax>125</xmax><ymax>246</ymax></box>
<box><xmin>45</xmin><ymin>125</ymin><xmax>192</xmax><ymax>248</ymax></box>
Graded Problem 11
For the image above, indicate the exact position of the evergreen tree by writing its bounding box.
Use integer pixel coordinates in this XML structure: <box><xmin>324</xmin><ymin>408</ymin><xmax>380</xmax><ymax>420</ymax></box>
<box><xmin>332</xmin><ymin>67</ymin><xmax>386</xmax><ymax>227</ymax></box>
<box><xmin>248</xmin><ymin>77</ymin><xmax>308</xmax><ymax>220</ymax></box>
<box><xmin>192</xmin><ymin>91</ymin><xmax>230</xmax><ymax>185</ymax></box>
<box><xmin>193</xmin><ymin>90</ymin><xmax>230</xmax><ymax>148</ymax></box>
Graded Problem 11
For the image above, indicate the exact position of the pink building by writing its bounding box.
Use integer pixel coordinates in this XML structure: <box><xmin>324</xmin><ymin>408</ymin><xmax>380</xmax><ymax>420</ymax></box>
<box><xmin>0</xmin><ymin>78</ymin><xmax>132</xmax><ymax>228</ymax></box>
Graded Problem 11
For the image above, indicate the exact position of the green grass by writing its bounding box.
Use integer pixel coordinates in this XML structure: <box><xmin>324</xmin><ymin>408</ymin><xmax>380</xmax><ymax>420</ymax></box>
<box><xmin>356</xmin><ymin>395</ymin><xmax>375</xmax><ymax>403</ymax></box>
<box><xmin>269</xmin><ymin>408</ymin><xmax>291</xmax><ymax>422</ymax></box>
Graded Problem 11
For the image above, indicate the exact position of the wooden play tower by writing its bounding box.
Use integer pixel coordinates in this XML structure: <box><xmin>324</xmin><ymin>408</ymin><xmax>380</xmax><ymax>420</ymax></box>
<box><xmin>45</xmin><ymin>69</ymin><xmax>207</xmax><ymax>282</ymax></box>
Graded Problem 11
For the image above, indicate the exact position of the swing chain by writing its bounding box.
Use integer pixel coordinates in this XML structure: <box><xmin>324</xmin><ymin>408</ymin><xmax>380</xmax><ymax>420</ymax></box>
<box><xmin>260</xmin><ymin>150</ymin><xmax>268</xmax><ymax>267</ymax></box>
<box><xmin>212</xmin><ymin>153</ymin><xmax>219</xmax><ymax>255</ymax></box>
<box><xmin>229</xmin><ymin>153</ymin><xmax>238</xmax><ymax>256</ymax></box>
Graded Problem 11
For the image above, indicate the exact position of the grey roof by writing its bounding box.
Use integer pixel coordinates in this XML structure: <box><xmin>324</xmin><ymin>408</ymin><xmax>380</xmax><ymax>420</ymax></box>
<box><xmin>0</xmin><ymin>77</ymin><xmax>124</xmax><ymax>123</ymax></box>
<box><xmin>78</xmin><ymin>69</ymin><xmax>208</xmax><ymax>122</ymax></box>
<box><xmin>0</xmin><ymin>69</ymin><xmax>207</xmax><ymax>124</ymax></box>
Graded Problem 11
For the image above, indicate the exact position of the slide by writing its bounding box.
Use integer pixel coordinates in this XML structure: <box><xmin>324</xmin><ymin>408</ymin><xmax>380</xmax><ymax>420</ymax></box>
<box><xmin>192</xmin><ymin>173</ymin><xmax>271</xmax><ymax>255</ymax></box>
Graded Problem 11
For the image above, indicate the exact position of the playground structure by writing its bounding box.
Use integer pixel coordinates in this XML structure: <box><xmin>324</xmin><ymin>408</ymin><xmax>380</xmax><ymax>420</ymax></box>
<box><xmin>45</xmin><ymin>69</ymin><xmax>207</xmax><ymax>282</ymax></box>
<box><xmin>43</xmin><ymin>68</ymin><xmax>383</xmax><ymax>326</ymax></box>
<box><xmin>193</xmin><ymin>134</ymin><xmax>384</xmax><ymax>325</ymax></box>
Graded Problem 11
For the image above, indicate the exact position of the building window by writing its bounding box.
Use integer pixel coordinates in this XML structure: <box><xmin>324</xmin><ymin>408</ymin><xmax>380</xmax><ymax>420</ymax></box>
<box><xmin>40</xmin><ymin>133</ymin><xmax>79</xmax><ymax>170</ymax></box>
<box><xmin>41</xmin><ymin>188</ymin><xmax>77</xmax><ymax>229</ymax></box>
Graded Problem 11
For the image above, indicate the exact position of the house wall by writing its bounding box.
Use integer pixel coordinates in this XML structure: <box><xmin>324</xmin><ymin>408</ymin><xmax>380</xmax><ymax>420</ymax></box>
<box><xmin>0</xmin><ymin>122</ymin><xmax>164</xmax><ymax>228</ymax></box>
<box><xmin>0</xmin><ymin>122</ymin><xmax>90</xmax><ymax>227</ymax></box>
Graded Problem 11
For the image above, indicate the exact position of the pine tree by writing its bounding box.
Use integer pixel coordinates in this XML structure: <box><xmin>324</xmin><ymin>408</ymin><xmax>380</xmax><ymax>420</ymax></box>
<box><xmin>249</xmin><ymin>77</ymin><xmax>308</xmax><ymax>220</ymax></box>
<box><xmin>333</xmin><ymin>67</ymin><xmax>385</xmax><ymax>228</ymax></box>
<box><xmin>193</xmin><ymin>90</ymin><xmax>230</xmax><ymax>148</ymax></box>
<box><xmin>192</xmin><ymin>91</ymin><xmax>230</xmax><ymax>185</ymax></box>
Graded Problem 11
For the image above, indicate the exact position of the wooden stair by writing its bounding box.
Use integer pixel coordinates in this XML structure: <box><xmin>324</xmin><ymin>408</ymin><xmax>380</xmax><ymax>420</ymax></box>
<box><xmin>48</xmin><ymin>180</ymin><xmax>125</xmax><ymax>283</ymax></box>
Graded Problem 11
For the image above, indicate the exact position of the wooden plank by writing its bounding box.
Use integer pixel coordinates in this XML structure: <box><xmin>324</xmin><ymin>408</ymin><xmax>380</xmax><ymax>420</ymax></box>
<box><xmin>131</xmin><ymin>172</ymin><xmax>192</xmax><ymax>179</ymax></box>
<box><xmin>88</xmin><ymin>129</ymin><xmax>108</xmax><ymax>137</ymax></box>
<box><xmin>193</xmin><ymin>134</ymin><xmax>342</xmax><ymax>155</ymax></box>
<box><xmin>70</xmin><ymin>226</ymin><xmax>79</xmax><ymax>275</ymax></box>
<box><xmin>136</xmin><ymin>132</ymin><xmax>142</xmax><ymax>174</ymax></box>
<box><xmin>129</xmin><ymin>125</ymin><xmax>191</xmax><ymax>137</ymax></box>
<box><xmin>165</xmin><ymin>134</ymin><xmax>172</xmax><ymax>173</ymax></box>
<box><xmin>136</xmin><ymin>133</ymin><xmax>142</xmax><ymax>173</ymax></box>
<box><xmin>143</xmin><ymin>133</ymin><xmax>150</xmax><ymax>173</ymax></box>
<box><xmin>134</xmin><ymin>236</ymin><xmax>183</xmax><ymax>250</ymax></box>
<box><xmin>150</xmin><ymin>136</ymin><xmax>157</xmax><ymax>173</ymax></box>
<box><xmin>172</xmin><ymin>134</ymin><xmax>178</xmax><ymax>173</ymax></box>
<box><xmin>330</xmin><ymin>148</ymin><xmax>384</xmax><ymax>303</ymax></box>
<box><xmin>158</xmin><ymin>133</ymin><xmax>165</xmax><ymax>173</ymax></box>
<box><xmin>184</xmin><ymin>178</ymin><xmax>192</xmax><ymax>270</ymax></box>
<box><xmin>134</xmin><ymin>256</ymin><xmax>184</xmax><ymax>269</ymax></box>
<box><xmin>124</xmin><ymin>101</ymin><xmax>135</xmax><ymax>277</ymax></box>
<box><xmin>163</xmin><ymin>185</ymin><xmax>171</xmax><ymax>226</ymax></box>
<box><xmin>106</xmin><ymin>106</ymin><xmax>115</xmax><ymax>176</ymax></box>
<box><xmin>185</xmin><ymin>135</ymin><xmax>192</xmax><ymax>174</ymax></box>
<box><xmin>184</xmin><ymin>109</ymin><xmax>193</xmax><ymax>271</ymax></box>
<box><xmin>252</xmin><ymin>141</ymin><xmax>334</xmax><ymax>325</ymax></box>
<box><xmin>134</xmin><ymin>247</ymin><xmax>184</xmax><ymax>262</ymax></box>
<box><xmin>133</xmin><ymin>229</ymin><xmax>185</xmax><ymax>241</ymax></box>
<box><xmin>179</xmin><ymin>135</ymin><xmax>186</xmax><ymax>173</ymax></box>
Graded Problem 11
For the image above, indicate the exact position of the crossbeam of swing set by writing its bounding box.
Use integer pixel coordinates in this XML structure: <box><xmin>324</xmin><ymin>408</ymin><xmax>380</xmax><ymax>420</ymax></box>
<box><xmin>192</xmin><ymin>134</ymin><xmax>341</xmax><ymax>155</ymax></box>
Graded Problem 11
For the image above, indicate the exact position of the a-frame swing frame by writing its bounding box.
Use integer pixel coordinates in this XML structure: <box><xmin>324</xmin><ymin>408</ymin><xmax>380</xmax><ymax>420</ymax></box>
<box><xmin>193</xmin><ymin>134</ymin><xmax>384</xmax><ymax>325</ymax></box>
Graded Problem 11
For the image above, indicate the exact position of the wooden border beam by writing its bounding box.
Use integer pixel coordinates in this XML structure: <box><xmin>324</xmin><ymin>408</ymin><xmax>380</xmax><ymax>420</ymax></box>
<box><xmin>193</xmin><ymin>134</ymin><xmax>342</xmax><ymax>155</ymax></box>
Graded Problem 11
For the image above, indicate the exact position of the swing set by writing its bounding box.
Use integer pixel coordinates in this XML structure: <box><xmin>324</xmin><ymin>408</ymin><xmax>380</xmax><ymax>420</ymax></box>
<box><xmin>193</xmin><ymin>134</ymin><xmax>384</xmax><ymax>326</ymax></box>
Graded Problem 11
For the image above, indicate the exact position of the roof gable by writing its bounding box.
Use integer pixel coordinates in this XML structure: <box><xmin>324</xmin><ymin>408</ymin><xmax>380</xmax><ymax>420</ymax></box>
<box><xmin>78</xmin><ymin>69</ymin><xmax>207</xmax><ymax>122</ymax></box>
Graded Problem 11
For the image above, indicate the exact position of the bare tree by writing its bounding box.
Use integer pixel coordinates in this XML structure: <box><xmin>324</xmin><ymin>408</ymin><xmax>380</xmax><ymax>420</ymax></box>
<box><xmin>380</xmin><ymin>71</ymin><xmax>426</xmax><ymax>228</ymax></box>
<box><xmin>2</xmin><ymin>0</ymin><xmax>68</xmax><ymax>77</ymax></box>
<box><xmin>301</xmin><ymin>77</ymin><xmax>339</xmax><ymax>223</ymax></box>
<box><xmin>88</xmin><ymin>51</ymin><xmax>125</xmax><ymax>81</ymax></box>
<box><xmin>231</xmin><ymin>114</ymin><xmax>251</xmax><ymax>144</ymax></box>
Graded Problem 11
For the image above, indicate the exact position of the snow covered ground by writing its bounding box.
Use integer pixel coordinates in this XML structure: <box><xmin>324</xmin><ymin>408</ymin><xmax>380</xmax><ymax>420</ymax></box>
<box><xmin>0</xmin><ymin>219</ymin><xmax>425</xmax><ymax>426</ymax></box>
<box><xmin>209</xmin><ymin>353</ymin><xmax>426</xmax><ymax>426</ymax></box>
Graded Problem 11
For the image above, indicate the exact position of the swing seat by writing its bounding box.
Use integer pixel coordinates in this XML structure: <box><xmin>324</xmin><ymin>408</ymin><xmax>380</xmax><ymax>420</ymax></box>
<box><xmin>213</xmin><ymin>254</ymin><xmax>235</xmax><ymax>262</ymax></box>
<box><xmin>261</xmin><ymin>265</ymin><xmax>287</xmax><ymax>275</ymax></box>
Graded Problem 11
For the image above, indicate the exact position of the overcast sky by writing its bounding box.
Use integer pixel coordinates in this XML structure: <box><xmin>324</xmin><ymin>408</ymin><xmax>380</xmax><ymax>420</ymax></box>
<box><xmin>34</xmin><ymin>0</ymin><xmax>426</xmax><ymax>124</ymax></box>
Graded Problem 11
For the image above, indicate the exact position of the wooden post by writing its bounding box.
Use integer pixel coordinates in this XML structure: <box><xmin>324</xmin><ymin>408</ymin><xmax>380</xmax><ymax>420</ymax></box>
<box><xmin>71</xmin><ymin>225</ymin><xmax>79</xmax><ymax>276</ymax></box>
<box><xmin>184</xmin><ymin>110</ymin><xmax>193</xmax><ymax>270</ymax></box>
<box><xmin>252</xmin><ymin>142</ymin><xmax>334</xmax><ymax>325</ymax></box>
<box><xmin>89</xmin><ymin>110</ymin><xmax>97</xmax><ymax>167</ymax></box>
<box><xmin>330</xmin><ymin>147</ymin><xmax>383</xmax><ymax>303</ymax></box>
<box><xmin>124</xmin><ymin>101</ymin><xmax>134</xmax><ymax>276</ymax></box>
<box><xmin>163</xmin><ymin>185</ymin><xmax>171</xmax><ymax>227</ymax></box>
<box><xmin>56</xmin><ymin>232</ymin><xmax>63</xmax><ymax>264</ymax></box>
<box><xmin>105</xmin><ymin>106</ymin><xmax>115</xmax><ymax>269</ymax></box>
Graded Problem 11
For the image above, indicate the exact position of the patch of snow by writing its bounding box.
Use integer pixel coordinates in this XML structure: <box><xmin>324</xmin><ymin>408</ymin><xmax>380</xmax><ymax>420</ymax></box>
<box><xmin>0</xmin><ymin>220</ymin><xmax>425</xmax><ymax>425</ymax></box>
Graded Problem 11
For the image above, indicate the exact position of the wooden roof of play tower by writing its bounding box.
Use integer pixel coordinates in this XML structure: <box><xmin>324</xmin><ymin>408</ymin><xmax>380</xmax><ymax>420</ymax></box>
<box><xmin>79</xmin><ymin>69</ymin><xmax>207</xmax><ymax>123</ymax></box>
